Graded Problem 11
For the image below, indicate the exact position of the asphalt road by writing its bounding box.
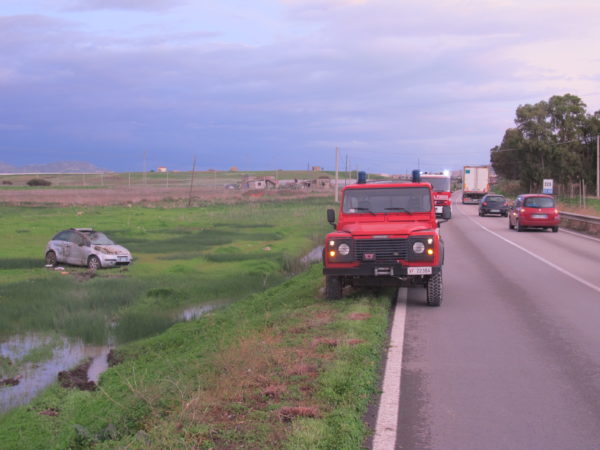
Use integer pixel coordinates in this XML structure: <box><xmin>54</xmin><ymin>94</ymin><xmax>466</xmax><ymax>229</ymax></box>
<box><xmin>393</xmin><ymin>199</ymin><xmax>600</xmax><ymax>449</ymax></box>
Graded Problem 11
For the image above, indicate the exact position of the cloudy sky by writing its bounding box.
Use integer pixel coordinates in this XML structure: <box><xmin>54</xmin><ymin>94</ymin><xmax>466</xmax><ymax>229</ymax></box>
<box><xmin>1</xmin><ymin>0</ymin><xmax>599</xmax><ymax>173</ymax></box>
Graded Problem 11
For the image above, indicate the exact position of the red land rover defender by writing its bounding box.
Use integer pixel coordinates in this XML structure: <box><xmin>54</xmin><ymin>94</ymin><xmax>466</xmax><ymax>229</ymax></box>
<box><xmin>420</xmin><ymin>172</ymin><xmax>452</xmax><ymax>219</ymax></box>
<box><xmin>323</xmin><ymin>171</ymin><xmax>448</xmax><ymax>306</ymax></box>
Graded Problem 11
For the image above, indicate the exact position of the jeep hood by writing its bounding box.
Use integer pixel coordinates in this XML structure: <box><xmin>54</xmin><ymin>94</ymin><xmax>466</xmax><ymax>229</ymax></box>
<box><xmin>339</xmin><ymin>221</ymin><xmax>433</xmax><ymax>236</ymax></box>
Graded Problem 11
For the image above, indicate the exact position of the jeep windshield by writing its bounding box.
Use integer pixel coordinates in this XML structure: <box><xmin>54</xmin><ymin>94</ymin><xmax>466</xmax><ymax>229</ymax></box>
<box><xmin>420</xmin><ymin>177</ymin><xmax>451</xmax><ymax>192</ymax></box>
<box><xmin>342</xmin><ymin>187</ymin><xmax>432</xmax><ymax>214</ymax></box>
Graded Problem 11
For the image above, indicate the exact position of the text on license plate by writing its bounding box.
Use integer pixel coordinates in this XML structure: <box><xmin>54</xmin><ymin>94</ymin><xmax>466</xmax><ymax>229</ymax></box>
<box><xmin>118</xmin><ymin>256</ymin><xmax>128</xmax><ymax>262</ymax></box>
<box><xmin>407</xmin><ymin>266</ymin><xmax>433</xmax><ymax>275</ymax></box>
<box><xmin>532</xmin><ymin>214</ymin><xmax>548</xmax><ymax>219</ymax></box>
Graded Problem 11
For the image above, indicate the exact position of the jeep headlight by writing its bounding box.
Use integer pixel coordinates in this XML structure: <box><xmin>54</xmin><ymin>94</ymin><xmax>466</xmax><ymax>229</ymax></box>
<box><xmin>338</xmin><ymin>243</ymin><xmax>350</xmax><ymax>256</ymax></box>
<box><xmin>412</xmin><ymin>242</ymin><xmax>425</xmax><ymax>254</ymax></box>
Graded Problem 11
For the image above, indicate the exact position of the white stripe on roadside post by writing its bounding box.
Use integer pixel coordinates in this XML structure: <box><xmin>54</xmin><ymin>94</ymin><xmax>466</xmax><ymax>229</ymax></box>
<box><xmin>373</xmin><ymin>287</ymin><xmax>408</xmax><ymax>450</ymax></box>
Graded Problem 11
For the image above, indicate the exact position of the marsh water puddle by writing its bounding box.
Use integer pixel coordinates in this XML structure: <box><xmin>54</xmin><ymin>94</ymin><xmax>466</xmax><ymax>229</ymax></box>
<box><xmin>1</xmin><ymin>249</ymin><xmax>322</xmax><ymax>413</ymax></box>
<box><xmin>302</xmin><ymin>245</ymin><xmax>323</xmax><ymax>265</ymax></box>
<box><xmin>0</xmin><ymin>301</ymin><xmax>220</xmax><ymax>413</ymax></box>
<box><xmin>0</xmin><ymin>334</ymin><xmax>109</xmax><ymax>413</ymax></box>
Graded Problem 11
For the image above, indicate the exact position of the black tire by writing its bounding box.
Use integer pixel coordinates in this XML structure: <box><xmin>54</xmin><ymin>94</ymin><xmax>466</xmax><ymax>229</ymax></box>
<box><xmin>88</xmin><ymin>255</ymin><xmax>101</xmax><ymax>270</ymax></box>
<box><xmin>478</xmin><ymin>210</ymin><xmax>483</xmax><ymax>217</ymax></box>
<box><xmin>426</xmin><ymin>272</ymin><xmax>442</xmax><ymax>307</ymax></box>
<box><xmin>517</xmin><ymin>221</ymin><xmax>524</xmax><ymax>232</ymax></box>
<box><xmin>552</xmin><ymin>226</ymin><xmax>559</xmax><ymax>233</ymax></box>
<box><xmin>45</xmin><ymin>250</ymin><xmax>57</xmax><ymax>267</ymax></box>
<box><xmin>325</xmin><ymin>276</ymin><xmax>342</xmax><ymax>300</ymax></box>
<box><xmin>442</xmin><ymin>205</ymin><xmax>452</xmax><ymax>219</ymax></box>
<box><xmin>509</xmin><ymin>219</ymin><xmax>515</xmax><ymax>230</ymax></box>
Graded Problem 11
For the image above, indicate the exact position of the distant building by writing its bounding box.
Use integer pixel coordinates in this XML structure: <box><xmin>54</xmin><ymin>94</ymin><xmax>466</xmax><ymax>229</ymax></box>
<box><xmin>157</xmin><ymin>167</ymin><xmax>167</xmax><ymax>173</ymax></box>
<box><xmin>242</xmin><ymin>176</ymin><xmax>278</xmax><ymax>190</ymax></box>
<box><xmin>302</xmin><ymin>176</ymin><xmax>332</xmax><ymax>189</ymax></box>
<box><xmin>230</xmin><ymin>166</ymin><xmax>238</xmax><ymax>172</ymax></box>
<box><xmin>312</xmin><ymin>166</ymin><xmax>322</xmax><ymax>172</ymax></box>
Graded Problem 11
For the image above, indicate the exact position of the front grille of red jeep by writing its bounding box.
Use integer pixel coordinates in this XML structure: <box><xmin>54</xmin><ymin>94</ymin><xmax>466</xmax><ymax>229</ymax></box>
<box><xmin>355</xmin><ymin>239</ymin><xmax>408</xmax><ymax>262</ymax></box>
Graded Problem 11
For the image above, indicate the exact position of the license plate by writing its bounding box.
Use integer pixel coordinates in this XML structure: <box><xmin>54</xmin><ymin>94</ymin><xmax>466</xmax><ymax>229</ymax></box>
<box><xmin>118</xmin><ymin>256</ymin><xmax>128</xmax><ymax>262</ymax></box>
<box><xmin>490</xmin><ymin>209</ymin><xmax>500</xmax><ymax>213</ymax></box>
<box><xmin>407</xmin><ymin>266</ymin><xmax>432</xmax><ymax>275</ymax></box>
<box><xmin>435</xmin><ymin>206</ymin><xmax>443</xmax><ymax>213</ymax></box>
<box><xmin>532</xmin><ymin>214</ymin><xmax>547</xmax><ymax>219</ymax></box>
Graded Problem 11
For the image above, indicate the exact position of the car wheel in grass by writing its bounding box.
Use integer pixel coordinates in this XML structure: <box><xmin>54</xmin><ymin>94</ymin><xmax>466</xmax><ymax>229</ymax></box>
<box><xmin>325</xmin><ymin>276</ymin><xmax>342</xmax><ymax>300</ymax></box>
<box><xmin>88</xmin><ymin>255</ymin><xmax>101</xmax><ymax>270</ymax></box>
<box><xmin>426</xmin><ymin>272</ymin><xmax>442</xmax><ymax>307</ymax></box>
<box><xmin>45</xmin><ymin>251</ymin><xmax>57</xmax><ymax>267</ymax></box>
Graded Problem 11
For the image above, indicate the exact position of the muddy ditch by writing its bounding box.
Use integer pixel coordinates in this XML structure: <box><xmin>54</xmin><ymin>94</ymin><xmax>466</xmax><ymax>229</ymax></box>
<box><xmin>1</xmin><ymin>246</ymin><xmax>324</xmax><ymax>413</ymax></box>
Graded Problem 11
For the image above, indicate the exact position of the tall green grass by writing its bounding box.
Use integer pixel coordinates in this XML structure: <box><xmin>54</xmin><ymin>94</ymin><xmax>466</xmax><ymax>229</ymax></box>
<box><xmin>0</xmin><ymin>265</ymin><xmax>390</xmax><ymax>449</ymax></box>
<box><xmin>0</xmin><ymin>198</ymin><xmax>332</xmax><ymax>345</ymax></box>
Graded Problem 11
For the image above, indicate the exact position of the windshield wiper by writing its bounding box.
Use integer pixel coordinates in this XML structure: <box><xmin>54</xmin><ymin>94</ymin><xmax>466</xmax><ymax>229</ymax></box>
<box><xmin>384</xmin><ymin>207</ymin><xmax>413</xmax><ymax>215</ymax></box>
<box><xmin>355</xmin><ymin>207</ymin><xmax>376</xmax><ymax>215</ymax></box>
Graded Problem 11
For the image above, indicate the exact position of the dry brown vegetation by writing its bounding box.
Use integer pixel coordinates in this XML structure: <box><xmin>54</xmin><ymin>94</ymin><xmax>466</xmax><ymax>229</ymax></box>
<box><xmin>163</xmin><ymin>305</ymin><xmax>348</xmax><ymax>448</ymax></box>
<box><xmin>0</xmin><ymin>186</ymin><xmax>330</xmax><ymax>206</ymax></box>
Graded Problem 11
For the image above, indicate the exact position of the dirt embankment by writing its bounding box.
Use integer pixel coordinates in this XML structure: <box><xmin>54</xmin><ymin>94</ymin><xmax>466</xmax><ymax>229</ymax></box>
<box><xmin>0</xmin><ymin>187</ymin><xmax>331</xmax><ymax>206</ymax></box>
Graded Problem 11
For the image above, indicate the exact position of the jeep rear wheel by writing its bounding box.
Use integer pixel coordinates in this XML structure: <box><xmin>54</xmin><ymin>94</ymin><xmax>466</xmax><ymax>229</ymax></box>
<box><xmin>426</xmin><ymin>272</ymin><xmax>442</xmax><ymax>307</ymax></box>
<box><xmin>325</xmin><ymin>276</ymin><xmax>343</xmax><ymax>300</ymax></box>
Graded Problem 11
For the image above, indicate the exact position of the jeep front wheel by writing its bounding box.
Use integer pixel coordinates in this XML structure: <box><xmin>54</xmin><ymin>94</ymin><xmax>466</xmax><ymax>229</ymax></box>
<box><xmin>325</xmin><ymin>276</ymin><xmax>343</xmax><ymax>300</ymax></box>
<box><xmin>426</xmin><ymin>272</ymin><xmax>442</xmax><ymax>307</ymax></box>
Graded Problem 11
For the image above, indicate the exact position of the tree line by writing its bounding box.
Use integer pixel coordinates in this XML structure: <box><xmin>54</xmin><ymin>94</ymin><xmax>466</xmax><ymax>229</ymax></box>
<box><xmin>490</xmin><ymin>94</ymin><xmax>600</xmax><ymax>194</ymax></box>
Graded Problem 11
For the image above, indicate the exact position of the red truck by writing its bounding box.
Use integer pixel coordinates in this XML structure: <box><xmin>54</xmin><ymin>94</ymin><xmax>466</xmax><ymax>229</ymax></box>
<box><xmin>323</xmin><ymin>171</ymin><xmax>448</xmax><ymax>306</ymax></box>
<box><xmin>420</xmin><ymin>172</ymin><xmax>452</xmax><ymax>219</ymax></box>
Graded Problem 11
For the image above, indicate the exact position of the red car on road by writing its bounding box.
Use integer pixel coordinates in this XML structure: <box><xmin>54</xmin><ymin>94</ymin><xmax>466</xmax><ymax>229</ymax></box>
<box><xmin>508</xmin><ymin>194</ymin><xmax>560</xmax><ymax>232</ymax></box>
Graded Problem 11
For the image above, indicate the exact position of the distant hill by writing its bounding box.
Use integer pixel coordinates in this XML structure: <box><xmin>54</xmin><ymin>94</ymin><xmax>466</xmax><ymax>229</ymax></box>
<box><xmin>0</xmin><ymin>161</ymin><xmax>109</xmax><ymax>174</ymax></box>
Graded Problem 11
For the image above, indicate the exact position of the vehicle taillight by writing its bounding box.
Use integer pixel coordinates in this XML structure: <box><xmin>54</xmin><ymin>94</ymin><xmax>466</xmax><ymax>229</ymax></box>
<box><xmin>482</xmin><ymin>202</ymin><xmax>487</xmax><ymax>206</ymax></box>
<box><xmin>555</xmin><ymin>209</ymin><xmax>559</xmax><ymax>215</ymax></box>
<box><xmin>520</xmin><ymin>208</ymin><xmax>525</xmax><ymax>213</ymax></box>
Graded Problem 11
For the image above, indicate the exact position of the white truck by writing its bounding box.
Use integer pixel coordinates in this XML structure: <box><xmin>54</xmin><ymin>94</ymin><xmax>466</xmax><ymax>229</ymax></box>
<box><xmin>462</xmin><ymin>166</ymin><xmax>489</xmax><ymax>204</ymax></box>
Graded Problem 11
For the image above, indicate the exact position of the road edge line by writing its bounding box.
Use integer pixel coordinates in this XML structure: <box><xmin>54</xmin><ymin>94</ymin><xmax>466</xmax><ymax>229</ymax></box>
<box><xmin>372</xmin><ymin>288</ymin><xmax>407</xmax><ymax>450</ymax></box>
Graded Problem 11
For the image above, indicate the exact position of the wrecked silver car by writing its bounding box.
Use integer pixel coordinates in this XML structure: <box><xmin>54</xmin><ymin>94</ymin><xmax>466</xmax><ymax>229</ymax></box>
<box><xmin>45</xmin><ymin>228</ymin><xmax>132</xmax><ymax>269</ymax></box>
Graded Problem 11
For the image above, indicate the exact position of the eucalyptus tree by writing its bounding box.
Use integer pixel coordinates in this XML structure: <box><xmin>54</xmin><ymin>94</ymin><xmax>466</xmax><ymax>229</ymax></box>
<box><xmin>491</xmin><ymin>94</ymin><xmax>598</xmax><ymax>194</ymax></box>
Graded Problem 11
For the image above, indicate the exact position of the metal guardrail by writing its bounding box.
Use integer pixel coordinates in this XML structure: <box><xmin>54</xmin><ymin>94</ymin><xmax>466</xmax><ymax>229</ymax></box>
<box><xmin>559</xmin><ymin>211</ymin><xmax>600</xmax><ymax>237</ymax></box>
<box><xmin>560</xmin><ymin>211</ymin><xmax>600</xmax><ymax>225</ymax></box>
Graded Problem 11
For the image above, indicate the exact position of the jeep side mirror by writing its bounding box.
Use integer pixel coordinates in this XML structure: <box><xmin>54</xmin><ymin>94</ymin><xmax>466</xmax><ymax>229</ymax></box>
<box><xmin>327</xmin><ymin>208</ymin><xmax>336</xmax><ymax>228</ymax></box>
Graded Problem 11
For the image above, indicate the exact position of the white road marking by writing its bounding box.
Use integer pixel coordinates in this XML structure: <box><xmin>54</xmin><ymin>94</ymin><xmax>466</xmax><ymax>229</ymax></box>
<box><xmin>373</xmin><ymin>288</ymin><xmax>408</xmax><ymax>450</ymax></box>
<box><xmin>457</xmin><ymin>205</ymin><xmax>600</xmax><ymax>295</ymax></box>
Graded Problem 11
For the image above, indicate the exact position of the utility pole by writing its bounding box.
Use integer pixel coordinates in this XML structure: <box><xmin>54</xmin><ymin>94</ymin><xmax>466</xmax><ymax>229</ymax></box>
<box><xmin>335</xmin><ymin>147</ymin><xmax>340</xmax><ymax>202</ymax></box>
<box><xmin>345</xmin><ymin>154</ymin><xmax>348</xmax><ymax>186</ymax></box>
<box><xmin>188</xmin><ymin>156</ymin><xmax>196</xmax><ymax>207</ymax></box>
<box><xmin>143</xmin><ymin>151</ymin><xmax>147</xmax><ymax>185</ymax></box>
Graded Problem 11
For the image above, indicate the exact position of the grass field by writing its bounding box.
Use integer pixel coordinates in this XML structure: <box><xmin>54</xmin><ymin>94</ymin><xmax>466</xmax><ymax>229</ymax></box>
<box><xmin>0</xmin><ymin>198</ymin><xmax>332</xmax><ymax>345</ymax></box>
<box><xmin>0</xmin><ymin>195</ymin><xmax>392</xmax><ymax>449</ymax></box>
<box><xmin>0</xmin><ymin>169</ymin><xmax>389</xmax><ymax>190</ymax></box>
